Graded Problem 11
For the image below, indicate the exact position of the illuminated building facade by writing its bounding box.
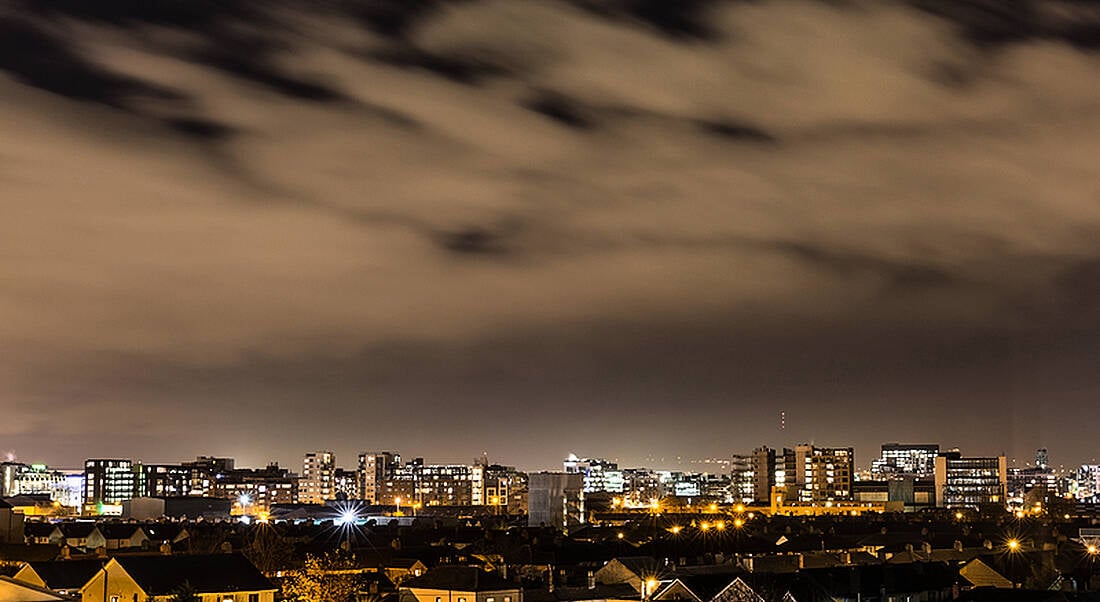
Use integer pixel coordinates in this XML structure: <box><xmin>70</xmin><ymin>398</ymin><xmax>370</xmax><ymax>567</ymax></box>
<box><xmin>301</xmin><ymin>451</ymin><xmax>336</xmax><ymax>504</ymax></box>
<box><xmin>471</xmin><ymin>463</ymin><xmax>520</xmax><ymax>509</ymax></box>
<box><xmin>794</xmin><ymin>445</ymin><xmax>854</xmax><ymax>502</ymax></box>
<box><xmin>564</xmin><ymin>455</ymin><xmax>625</xmax><ymax>494</ymax></box>
<box><xmin>83</xmin><ymin>459</ymin><xmax>136</xmax><ymax>506</ymax></box>
<box><xmin>934</xmin><ymin>452</ymin><xmax>1007</xmax><ymax>510</ymax></box>
<box><xmin>212</xmin><ymin>463</ymin><xmax>298</xmax><ymax>510</ymax></box>
<box><xmin>871</xmin><ymin>443</ymin><xmax>940</xmax><ymax>479</ymax></box>
<box><xmin>381</xmin><ymin>459</ymin><xmax>473</xmax><ymax>506</ymax></box>
<box><xmin>357</xmin><ymin>451</ymin><xmax>399</xmax><ymax>504</ymax></box>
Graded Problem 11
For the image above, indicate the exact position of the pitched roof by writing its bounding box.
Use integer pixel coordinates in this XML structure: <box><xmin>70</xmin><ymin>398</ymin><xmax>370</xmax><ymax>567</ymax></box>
<box><xmin>959</xmin><ymin>558</ymin><xmax>1014</xmax><ymax>588</ymax></box>
<box><xmin>98</xmin><ymin>524</ymin><xmax>146</xmax><ymax>539</ymax></box>
<box><xmin>607</xmin><ymin>557</ymin><xmax>660</xmax><ymax>578</ymax></box>
<box><xmin>402</xmin><ymin>566</ymin><xmax>518</xmax><ymax>592</ymax></box>
<box><xmin>25</xmin><ymin>559</ymin><xmax>105</xmax><ymax>590</ymax></box>
<box><xmin>23</xmin><ymin>523</ymin><xmax>62</xmax><ymax>537</ymax></box>
<box><xmin>116</xmin><ymin>554</ymin><xmax>274</xmax><ymax>595</ymax></box>
<box><xmin>57</xmin><ymin>523</ymin><xmax>99</xmax><ymax>539</ymax></box>
<box><xmin>0</xmin><ymin>575</ymin><xmax>73</xmax><ymax>601</ymax></box>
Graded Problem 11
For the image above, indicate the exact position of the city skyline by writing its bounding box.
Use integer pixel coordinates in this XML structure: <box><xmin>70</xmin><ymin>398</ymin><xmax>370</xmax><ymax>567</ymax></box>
<box><xmin>4</xmin><ymin>1</ymin><xmax>1100</xmax><ymax>470</ymax></box>
<box><xmin>2</xmin><ymin>440</ymin><xmax>1090</xmax><ymax>476</ymax></box>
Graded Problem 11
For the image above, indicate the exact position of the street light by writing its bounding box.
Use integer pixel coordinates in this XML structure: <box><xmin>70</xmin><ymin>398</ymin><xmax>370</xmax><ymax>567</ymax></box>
<box><xmin>1007</xmin><ymin>539</ymin><xmax>1020</xmax><ymax>552</ymax></box>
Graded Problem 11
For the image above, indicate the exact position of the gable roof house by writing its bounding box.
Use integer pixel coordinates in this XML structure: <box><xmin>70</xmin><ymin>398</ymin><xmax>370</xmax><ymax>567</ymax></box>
<box><xmin>402</xmin><ymin>566</ymin><xmax>523</xmax><ymax>602</ymax></box>
<box><xmin>97</xmin><ymin>524</ymin><xmax>149</xmax><ymax>551</ymax></box>
<box><xmin>56</xmin><ymin>524</ymin><xmax>105</xmax><ymax>551</ymax></box>
<box><xmin>16</xmin><ymin>554</ymin><xmax>276</xmax><ymax>602</ymax></box>
<box><xmin>23</xmin><ymin>524</ymin><xmax>64</xmax><ymax>546</ymax></box>
<box><xmin>0</xmin><ymin>575</ymin><xmax>73</xmax><ymax>602</ymax></box>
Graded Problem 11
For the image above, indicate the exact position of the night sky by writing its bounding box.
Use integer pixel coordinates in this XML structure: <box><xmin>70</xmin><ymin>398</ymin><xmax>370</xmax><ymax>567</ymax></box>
<box><xmin>2</xmin><ymin>0</ymin><xmax>1100</xmax><ymax>471</ymax></box>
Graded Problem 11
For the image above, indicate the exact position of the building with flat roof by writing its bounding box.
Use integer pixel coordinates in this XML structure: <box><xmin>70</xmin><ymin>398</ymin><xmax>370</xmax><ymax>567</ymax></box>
<box><xmin>934</xmin><ymin>451</ymin><xmax>1007</xmax><ymax>510</ymax></box>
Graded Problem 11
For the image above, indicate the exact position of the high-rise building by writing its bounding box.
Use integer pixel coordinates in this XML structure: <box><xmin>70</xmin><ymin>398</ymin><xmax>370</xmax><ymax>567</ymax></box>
<box><xmin>357</xmin><ymin>451</ymin><xmax>398</xmax><ymax>504</ymax></box>
<box><xmin>730</xmin><ymin>455</ymin><xmax>755</xmax><ymax>503</ymax></box>
<box><xmin>1075</xmin><ymin>465</ymin><xmax>1100</xmax><ymax>501</ymax></box>
<box><xmin>301</xmin><ymin>451</ymin><xmax>336</xmax><ymax>504</ymax></box>
<box><xmin>472</xmin><ymin>463</ymin><xmax>521</xmax><ymax>509</ymax></box>
<box><xmin>934</xmin><ymin>451</ymin><xmax>1007</xmax><ymax>510</ymax></box>
<box><xmin>751</xmin><ymin>447</ymin><xmax>776</xmax><ymax>504</ymax></box>
<box><xmin>1036</xmin><ymin>448</ymin><xmax>1049</xmax><ymax>470</ymax></box>
<box><xmin>871</xmin><ymin>444</ymin><xmax>940</xmax><ymax>479</ymax></box>
<box><xmin>334</xmin><ymin>468</ymin><xmax>359</xmax><ymax>501</ymax></box>
<box><xmin>528</xmin><ymin>472</ymin><xmax>585</xmax><ymax>530</ymax></box>
<box><xmin>793</xmin><ymin>445</ymin><xmax>854</xmax><ymax>502</ymax></box>
<box><xmin>83</xmin><ymin>459</ymin><xmax>136</xmax><ymax>507</ymax></box>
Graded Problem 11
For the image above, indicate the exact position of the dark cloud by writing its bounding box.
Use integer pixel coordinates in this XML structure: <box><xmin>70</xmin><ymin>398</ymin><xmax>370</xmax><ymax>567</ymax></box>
<box><xmin>0</xmin><ymin>17</ymin><xmax>180</xmax><ymax>110</ymax></box>
<box><xmin>2</xmin><ymin>0</ymin><xmax>1100</xmax><ymax>471</ymax></box>
<box><xmin>521</xmin><ymin>90</ymin><xmax>597</xmax><ymax>130</ymax></box>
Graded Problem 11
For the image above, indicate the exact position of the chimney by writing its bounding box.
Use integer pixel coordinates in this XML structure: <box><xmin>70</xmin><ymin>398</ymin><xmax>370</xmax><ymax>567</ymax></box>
<box><xmin>953</xmin><ymin>540</ymin><xmax>963</xmax><ymax>552</ymax></box>
<box><xmin>160</xmin><ymin>542</ymin><xmax>172</xmax><ymax>555</ymax></box>
<box><xmin>587</xmin><ymin>571</ymin><xmax>596</xmax><ymax>589</ymax></box>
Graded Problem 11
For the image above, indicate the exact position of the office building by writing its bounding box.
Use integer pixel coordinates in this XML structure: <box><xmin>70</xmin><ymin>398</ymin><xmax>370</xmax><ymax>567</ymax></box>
<box><xmin>83</xmin><ymin>459</ymin><xmax>136</xmax><ymax>507</ymax></box>
<box><xmin>934</xmin><ymin>451</ymin><xmax>1007</xmax><ymax>510</ymax></box>
<box><xmin>871</xmin><ymin>444</ymin><xmax>940</xmax><ymax>479</ymax></box>
<box><xmin>564</xmin><ymin>455</ymin><xmax>625</xmax><ymax>494</ymax></box>
<box><xmin>138</xmin><ymin>463</ymin><xmax>192</xmax><ymax>498</ymax></box>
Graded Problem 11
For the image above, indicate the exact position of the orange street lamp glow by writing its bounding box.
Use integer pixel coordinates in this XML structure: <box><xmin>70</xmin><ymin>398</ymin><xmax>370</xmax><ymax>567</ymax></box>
<box><xmin>1088</xmin><ymin>545</ymin><xmax>1098</xmax><ymax>555</ymax></box>
<box><xmin>715</xmin><ymin>521</ymin><xmax>725</xmax><ymax>530</ymax></box>
<box><xmin>699</xmin><ymin>521</ymin><xmax>710</xmax><ymax>531</ymax></box>
<box><xmin>733</xmin><ymin>518</ymin><xmax>744</xmax><ymax>528</ymax></box>
<box><xmin>1007</xmin><ymin>539</ymin><xmax>1020</xmax><ymax>551</ymax></box>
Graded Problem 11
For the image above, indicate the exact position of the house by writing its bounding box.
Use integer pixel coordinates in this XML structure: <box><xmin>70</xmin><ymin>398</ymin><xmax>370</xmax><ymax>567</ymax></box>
<box><xmin>593</xmin><ymin>558</ymin><xmax>662</xmax><ymax>594</ymax></box>
<box><xmin>0</xmin><ymin>575</ymin><xmax>72</xmax><ymax>601</ymax></box>
<box><xmin>402</xmin><ymin>566</ymin><xmax>523</xmax><ymax>602</ymax></box>
<box><xmin>140</xmin><ymin>524</ymin><xmax>189</xmax><ymax>549</ymax></box>
<box><xmin>23</xmin><ymin>524</ymin><xmax>64</xmax><ymax>546</ymax></box>
<box><xmin>16</xmin><ymin>554</ymin><xmax>276</xmax><ymax>602</ymax></box>
<box><xmin>13</xmin><ymin>559</ymin><xmax>105</xmax><ymax>598</ymax></box>
<box><xmin>958</xmin><ymin>558</ymin><xmax>1015</xmax><ymax>589</ymax></box>
<box><xmin>384</xmin><ymin>558</ymin><xmax>430</xmax><ymax>585</ymax></box>
<box><xmin>56</xmin><ymin>524</ymin><xmax>104</xmax><ymax>551</ymax></box>
<box><xmin>97</xmin><ymin>524</ymin><xmax>149</xmax><ymax>551</ymax></box>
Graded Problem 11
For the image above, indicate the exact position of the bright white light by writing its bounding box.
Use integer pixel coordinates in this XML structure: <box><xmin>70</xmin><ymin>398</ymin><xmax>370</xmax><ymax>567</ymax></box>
<box><xmin>337</xmin><ymin>509</ymin><xmax>359</xmax><ymax>526</ymax></box>
<box><xmin>238</xmin><ymin>494</ymin><xmax>252</xmax><ymax>506</ymax></box>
